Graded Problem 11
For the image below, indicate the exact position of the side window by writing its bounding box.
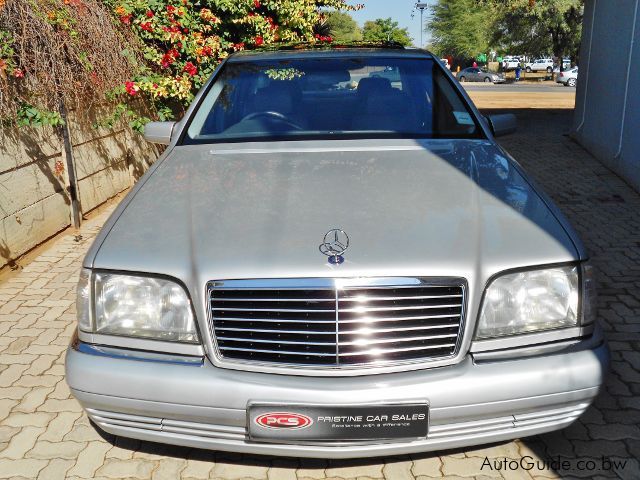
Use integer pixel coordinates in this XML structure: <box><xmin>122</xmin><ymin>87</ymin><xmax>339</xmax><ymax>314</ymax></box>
<box><xmin>433</xmin><ymin>67</ymin><xmax>479</xmax><ymax>136</ymax></box>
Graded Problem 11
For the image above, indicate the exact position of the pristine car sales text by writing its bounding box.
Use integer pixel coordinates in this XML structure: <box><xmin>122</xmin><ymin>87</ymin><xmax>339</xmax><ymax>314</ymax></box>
<box><xmin>317</xmin><ymin>414</ymin><xmax>426</xmax><ymax>423</ymax></box>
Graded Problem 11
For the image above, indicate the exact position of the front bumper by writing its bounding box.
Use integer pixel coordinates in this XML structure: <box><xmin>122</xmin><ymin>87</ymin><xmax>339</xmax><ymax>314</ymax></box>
<box><xmin>66</xmin><ymin>335</ymin><xmax>608</xmax><ymax>459</ymax></box>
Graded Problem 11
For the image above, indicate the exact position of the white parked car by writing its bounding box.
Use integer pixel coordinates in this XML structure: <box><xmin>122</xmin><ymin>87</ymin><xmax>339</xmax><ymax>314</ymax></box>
<box><xmin>525</xmin><ymin>58</ymin><xmax>554</xmax><ymax>73</ymax></box>
<box><xmin>502</xmin><ymin>56</ymin><xmax>521</xmax><ymax>70</ymax></box>
<box><xmin>556</xmin><ymin>66</ymin><xmax>578</xmax><ymax>87</ymax></box>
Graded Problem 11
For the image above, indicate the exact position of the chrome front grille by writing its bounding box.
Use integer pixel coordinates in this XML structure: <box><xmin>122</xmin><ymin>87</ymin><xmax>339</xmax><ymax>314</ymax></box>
<box><xmin>208</xmin><ymin>278</ymin><xmax>465</xmax><ymax>368</ymax></box>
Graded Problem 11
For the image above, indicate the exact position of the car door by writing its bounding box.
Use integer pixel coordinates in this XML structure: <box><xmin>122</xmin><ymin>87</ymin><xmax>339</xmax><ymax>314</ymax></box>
<box><xmin>469</xmin><ymin>68</ymin><xmax>481</xmax><ymax>81</ymax></box>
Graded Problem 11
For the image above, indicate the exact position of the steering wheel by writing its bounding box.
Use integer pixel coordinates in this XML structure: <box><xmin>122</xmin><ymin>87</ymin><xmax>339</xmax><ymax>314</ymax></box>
<box><xmin>241</xmin><ymin>111</ymin><xmax>303</xmax><ymax>130</ymax></box>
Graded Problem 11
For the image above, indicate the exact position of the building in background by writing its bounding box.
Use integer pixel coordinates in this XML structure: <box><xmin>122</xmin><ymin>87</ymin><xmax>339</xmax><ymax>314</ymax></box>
<box><xmin>573</xmin><ymin>0</ymin><xmax>640</xmax><ymax>192</ymax></box>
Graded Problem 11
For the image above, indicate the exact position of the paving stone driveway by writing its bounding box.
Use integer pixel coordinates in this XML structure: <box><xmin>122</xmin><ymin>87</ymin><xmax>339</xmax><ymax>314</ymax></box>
<box><xmin>0</xmin><ymin>109</ymin><xmax>639</xmax><ymax>480</ymax></box>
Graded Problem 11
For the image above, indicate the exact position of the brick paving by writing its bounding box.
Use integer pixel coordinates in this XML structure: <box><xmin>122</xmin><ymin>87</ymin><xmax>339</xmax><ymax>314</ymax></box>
<box><xmin>0</xmin><ymin>109</ymin><xmax>639</xmax><ymax>479</ymax></box>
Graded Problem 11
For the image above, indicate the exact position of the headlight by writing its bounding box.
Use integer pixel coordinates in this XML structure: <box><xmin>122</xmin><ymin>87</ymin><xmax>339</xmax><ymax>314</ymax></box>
<box><xmin>76</xmin><ymin>270</ymin><xmax>198</xmax><ymax>343</ymax></box>
<box><xmin>476</xmin><ymin>265</ymin><xmax>580</xmax><ymax>339</ymax></box>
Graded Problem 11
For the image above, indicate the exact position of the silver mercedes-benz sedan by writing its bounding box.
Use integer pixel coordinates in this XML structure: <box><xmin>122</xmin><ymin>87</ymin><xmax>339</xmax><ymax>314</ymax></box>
<box><xmin>66</xmin><ymin>46</ymin><xmax>608</xmax><ymax>458</ymax></box>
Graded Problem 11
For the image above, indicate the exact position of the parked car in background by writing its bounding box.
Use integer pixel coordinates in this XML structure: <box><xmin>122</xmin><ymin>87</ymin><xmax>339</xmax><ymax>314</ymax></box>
<box><xmin>502</xmin><ymin>56</ymin><xmax>521</xmax><ymax>70</ymax></box>
<box><xmin>525</xmin><ymin>58</ymin><xmax>554</xmax><ymax>73</ymax></box>
<box><xmin>556</xmin><ymin>66</ymin><xmax>578</xmax><ymax>87</ymax></box>
<box><xmin>554</xmin><ymin>59</ymin><xmax>573</xmax><ymax>73</ymax></box>
<box><xmin>457</xmin><ymin>67</ymin><xmax>505</xmax><ymax>83</ymax></box>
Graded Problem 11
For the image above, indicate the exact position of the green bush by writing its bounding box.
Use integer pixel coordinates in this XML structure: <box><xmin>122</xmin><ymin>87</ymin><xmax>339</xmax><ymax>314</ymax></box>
<box><xmin>108</xmin><ymin>0</ymin><xmax>361</xmax><ymax>120</ymax></box>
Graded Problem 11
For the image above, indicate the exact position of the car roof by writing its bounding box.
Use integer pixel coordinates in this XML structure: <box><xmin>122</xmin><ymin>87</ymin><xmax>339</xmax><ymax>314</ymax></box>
<box><xmin>227</xmin><ymin>43</ymin><xmax>434</xmax><ymax>62</ymax></box>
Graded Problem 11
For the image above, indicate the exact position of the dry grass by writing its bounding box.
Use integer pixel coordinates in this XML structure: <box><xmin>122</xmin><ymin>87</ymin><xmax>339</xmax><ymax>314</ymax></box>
<box><xmin>468</xmin><ymin>90</ymin><xmax>576</xmax><ymax>109</ymax></box>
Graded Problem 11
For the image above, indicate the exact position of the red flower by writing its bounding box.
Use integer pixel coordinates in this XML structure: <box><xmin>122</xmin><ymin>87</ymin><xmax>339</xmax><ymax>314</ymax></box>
<box><xmin>167</xmin><ymin>5</ymin><xmax>176</xmax><ymax>13</ymax></box>
<box><xmin>254</xmin><ymin>35</ymin><xmax>264</xmax><ymax>46</ymax></box>
<box><xmin>254</xmin><ymin>0</ymin><xmax>260</xmax><ymax>8</ymax></box>
<box><xmin>183</xmin><ymin>28</ymin><xmax>189</xmax><ymax>33</ymax></box>
<box><xmin>140</xmin><ymin>22</ymin><xmax>153</xmax><ymax>32</ymax></box>
<box><xmin>54</xmin><ymin>159</ymin><xmax>65</xmax><ymax>176</ymax></box>
<box><xmin>201</xmin><ymin>46</ymin><xmax>213</xmax><ymax>56</ymax></box>
<box><xmin>124</xmin><ymin>81</ymin><xmax>138</xmax><ymax>96</ymax></box>
<box><xmin>120</xmin><ymin>14</ymin><xmax>132</xmax><ymax>24</ymax></box>
<box><xmin>146</xmin><ymin>10</ymin><xmax>154</xmax><ymax>18</ymax></box>
<box><xmin>161</xmin><ymin>49</ymin><xmax>180</xmax><ymax>68</ymax></box>
<box><xmin>183</xmin><ymin>62</ymin><xmax>197</xmax><ymax>76</ymax></box>
<box><xmin>13</xmin><ymin>68</ymin><xmax>24</xmax><ymax>78</ymax></box>
<box><xmin>233</xmin><ymin>42</ymin><xmax>245</xmax><ymax>50</ymax></box>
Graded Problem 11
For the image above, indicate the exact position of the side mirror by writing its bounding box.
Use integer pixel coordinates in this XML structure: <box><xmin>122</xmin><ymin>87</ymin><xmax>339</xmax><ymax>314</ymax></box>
<box><xmin>143</xmin><ymin>121</ymin><xmax>176</xmax><ymax>145</ymax></box>
<box><xmin>486</xmin><ymin>114</ymin><xmax>517</xmax><ymax>137</ymax></box>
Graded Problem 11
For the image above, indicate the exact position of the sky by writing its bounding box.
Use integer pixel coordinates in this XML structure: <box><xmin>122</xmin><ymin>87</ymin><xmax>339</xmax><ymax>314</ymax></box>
<box><xmin>350</xmin><ymin>0</ymin><xmax>433</xmax><ymax>48</ymax></box>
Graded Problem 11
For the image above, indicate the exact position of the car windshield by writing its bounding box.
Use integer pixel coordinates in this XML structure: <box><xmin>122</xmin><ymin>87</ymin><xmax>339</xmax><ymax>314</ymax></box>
<box><xmin>184</xmin><ymin>55</ymin><xmax>482</xmax><ymax>144</ymax></box>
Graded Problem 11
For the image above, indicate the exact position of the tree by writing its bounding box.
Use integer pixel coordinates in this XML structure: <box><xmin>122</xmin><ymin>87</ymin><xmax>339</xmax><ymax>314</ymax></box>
<box><xmin>429</xmin><ymin>0</ymin><xmax>495</xmax><ymax>58</ymax></box>
<box><xmin>362</xmin><ymin>18</ymin><xmax>412</xmax><ymax>46</ymax></box>
<box><xmin>325</xmin><ymin>11</ymin><xmax>362</xmax><ymax>42</ymax></box>
<box><xmin>483</xmin><ymin>0</ymin><xmax>583</xmax><ymax>62</ymax></box>
<box><xmin>428</xmin><ymin>0</ymin><xmax>583</xmax><ymax>65</ymax></box>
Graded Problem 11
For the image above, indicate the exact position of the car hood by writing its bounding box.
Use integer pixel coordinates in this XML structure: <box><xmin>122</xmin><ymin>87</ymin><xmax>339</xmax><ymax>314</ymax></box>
<box><xmin>92</xmin><ymin>139</ymin><xmax>576</xmax><ymax>289</ymax></box>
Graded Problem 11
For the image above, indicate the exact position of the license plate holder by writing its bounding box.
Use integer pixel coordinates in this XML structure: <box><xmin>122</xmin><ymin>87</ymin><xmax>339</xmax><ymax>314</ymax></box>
<box><xmin>248</xmin><ymin>402</ymin><xmax>429</xmax><ymax>442</ymax></box>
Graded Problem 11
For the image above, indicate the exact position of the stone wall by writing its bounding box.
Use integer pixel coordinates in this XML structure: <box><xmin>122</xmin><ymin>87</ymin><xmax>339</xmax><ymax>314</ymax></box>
<box><xmin>0</xmin><ymin>109</ymin><xmax>158</xmax><ymax>269</ymax></box>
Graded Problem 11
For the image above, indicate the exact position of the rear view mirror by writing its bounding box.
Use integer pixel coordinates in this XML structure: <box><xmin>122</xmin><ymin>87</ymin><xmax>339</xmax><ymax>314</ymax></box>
<box><xmin>143</xmin><ymin>121</ymin><xmax>176</xmax><ymax>145</ymax></box>
<box><xmin>486</xmin><ymin>114</ymin><xmax>517</xmax><ymax>137</ymax></box>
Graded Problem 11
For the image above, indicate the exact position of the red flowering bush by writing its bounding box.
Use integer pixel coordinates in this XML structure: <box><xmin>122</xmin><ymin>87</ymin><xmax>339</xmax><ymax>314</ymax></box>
<box><xmin>0</xmin><ymin>0</ymin><xmax>141</xmax><ymax>127</ymax></box>
<box><xmin>0</xmin><ymin>0</ymin><xmax>360</xmax><ymax>130</ymax></box>
<box><xmin>107</xmin><ymin>0</ymin><xmax>362</xmax><ymax>120</ymax></box>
